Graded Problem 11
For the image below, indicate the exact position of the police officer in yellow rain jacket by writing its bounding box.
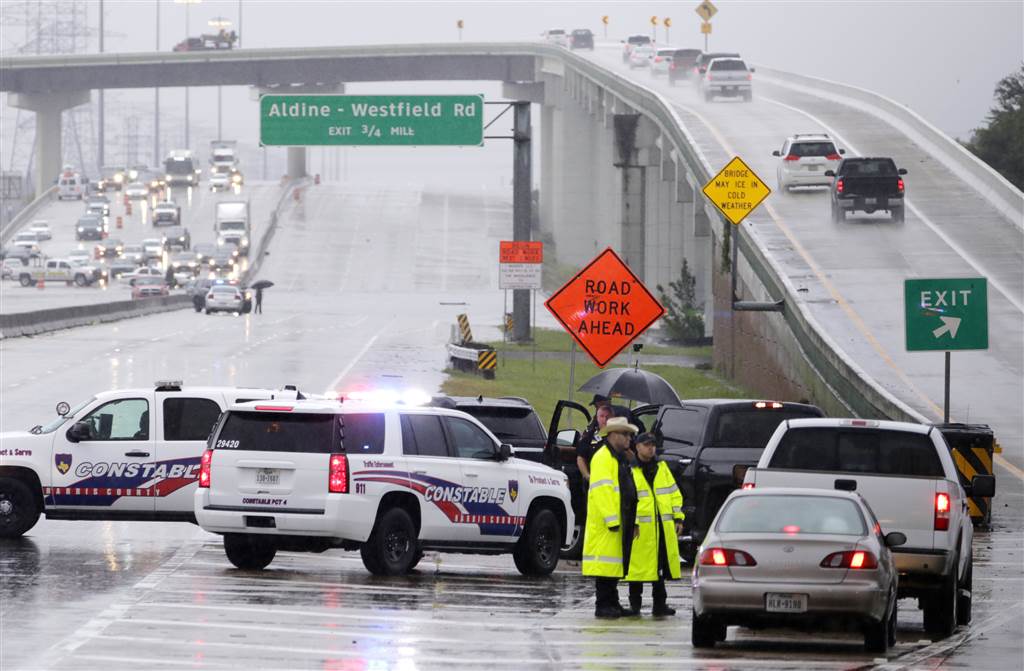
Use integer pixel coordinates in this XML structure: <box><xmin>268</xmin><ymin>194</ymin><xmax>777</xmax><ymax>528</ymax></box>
<box><xmin>583</xmin><ymin>417</ymin><xmax>639</xmax><ymax>618</ymax></box>
<box><xmin>624</xmin><ymin>432</ymin><xmax>684</xmax><ymax>616</ymax></box>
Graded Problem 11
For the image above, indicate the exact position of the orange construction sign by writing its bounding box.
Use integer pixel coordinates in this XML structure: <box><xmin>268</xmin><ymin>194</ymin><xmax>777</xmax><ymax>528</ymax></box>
<box><xmin>499</xmin><ymin>241</ymin><xmax>543</xmax><ymax>264</ymax></box>
<box><xmin>545</xmin><ymin>248</ymin><xmax>665</xmax><ymax>367</ymax></box>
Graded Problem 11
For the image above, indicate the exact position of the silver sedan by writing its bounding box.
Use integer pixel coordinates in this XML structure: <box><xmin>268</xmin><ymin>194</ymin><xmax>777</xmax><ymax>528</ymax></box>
<box><xmin>691</xmin><ymin>487</ymin><xmax>903</xmax><ymax>652</ymax></box>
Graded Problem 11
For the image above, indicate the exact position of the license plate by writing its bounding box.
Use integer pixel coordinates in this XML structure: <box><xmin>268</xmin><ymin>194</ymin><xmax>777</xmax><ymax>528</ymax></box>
<box><xmin>765</xmin><ymin>593</ymin><xmax>808</xmax><ymax>613</ymax></box>
<box><xmin>864</xmin><ymin>197</ymin><xmax>877</xmax><ymax>205</ymax></box>
<box><xmin>255</xmin><ymin>468</ymin><xmax>280</xmax><ymax>486</ymax></box>
<box><xmin>808</xmin><ymin>165</ymin><xmax>821</xmax><ymax>171</ymax></box>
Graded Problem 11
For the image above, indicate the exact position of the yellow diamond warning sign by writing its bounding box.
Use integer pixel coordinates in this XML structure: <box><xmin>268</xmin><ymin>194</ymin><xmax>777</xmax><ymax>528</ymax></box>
<box><xmin>702</xmin><ymin>156</ymin><xmax>771</xmax><ymax>225</ymax></box>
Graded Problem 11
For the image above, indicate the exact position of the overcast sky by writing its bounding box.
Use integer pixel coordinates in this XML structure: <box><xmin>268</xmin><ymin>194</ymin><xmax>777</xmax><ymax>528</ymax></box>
<box><xmin>2</xmin><ymin>1</ymin><xmax>1021</xmax><ymax>183</ymax></box>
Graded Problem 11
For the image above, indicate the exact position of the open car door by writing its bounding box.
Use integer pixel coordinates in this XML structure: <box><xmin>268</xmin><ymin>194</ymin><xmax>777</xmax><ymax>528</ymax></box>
<box><xmin>544</xmin><ymin>400</ymin><xmax>591</xmax><ymax>468</ymax></box>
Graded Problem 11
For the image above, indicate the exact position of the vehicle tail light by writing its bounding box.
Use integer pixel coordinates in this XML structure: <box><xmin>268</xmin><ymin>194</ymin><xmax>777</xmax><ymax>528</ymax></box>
<box><xmin>198</xmin><ymin>449</ymin><xmax>213</xmax><ymax>488</ymax></box>
<box><xmin>836</xmin><ymin>178</ymin><xmax>844</xmax><ymax>194</ymax></box>
<box><xmin>935</xmin><ymin>492</ymin><xmax>950</xmax><ymax>530</ymax></box>
<box><xmin>897</xmin><ymin>178</ymin><xmax>905</xmax><ymax>193</ymax></box>
<box><xmin>654</xmin><ymin>56</ymin><xmax>662</xmax><ymax>63</ymax></box>
<box><xmin>783</xmin><ymin>155</ymin><xmax>800</xmax><ymax>161</ymax></box>
<box><xmin>825</xmin><ymin>153</ymin><xmax>842</xmax><ymax>161</ymax></box>
<box><xmin>741</xmin><ymin>482</ymin><xmax>755</xmax><ymax>490</ymax></box>
<box><xmin>754</xmin><ymin>401</ymin><xmax>784</xmax><ymax>408</ymax></box>
<box><xmin>328</xmin><ymin>453</ymin><xmax>349</xmax><ymax>493</ymax></box>
<box><xmin>254</xmin><ymin>405</ymin><xmax>293</xmax><ymax>412</ymax></box>
<box><xmin>699</xmin><ymin>547</ymin><xmax>757</xmax><ymax>567</ymax></box>
<box><xmin>748</xmin><ymin>73</ymin><xmax>753</xmax><ymax>81</ymax></box>
<box><xmin>820</xmin><ymin>550</ymin><xmax>878</xmax><ymax>569</ymax></box>
<box><xmin>206</xmin><ymin>293</ymin><xmax>215</xmax><ymax>300</ymax></box>
<box><xmin>670</xmin><ymin>63</ymin><xmax>676</xmax><ymax>70</ymax></box>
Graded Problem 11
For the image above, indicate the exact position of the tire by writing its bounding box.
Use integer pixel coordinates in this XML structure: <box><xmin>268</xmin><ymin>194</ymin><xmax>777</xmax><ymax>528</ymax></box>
<box><xmin>513</xmin><ymin>508</ymin><xmax>561</xmax><ymax>576</ymax></box>
<box><xmin>361</xmin><ymin>507</ymin><xmax>417</xmax><ymax>576</ymax></box>
<box><xmin>0</xmin><ymin>477</ymin><xmax>41</xmax><ymax>539</ymax></box>
<box><xmin>923</xmin><ymin>559</ymin><xmax>958</xmax><ymax>636</ymax></box>
<box><xmin>74</xmin><ymin>274</ymin><xmax>88</xmax><ymax>287</ymax></box>
<box><xmin>865</xmin><ymin>592</ymin><xmax>895</xmax><ymax>652</ymax></box>
<box><xmin>692</xmin><ymin>613</ymin><xmax>724</xmax><ymax>648</ymax></box>
<box><xmin>888</xmin><ymin>596</ymin><xmax>899</xmax><ymax>647</ymax></box>
<box><xmin>205</xmin><ymin>308</ymin><xmax>211</xmax><ymax>314</ymax></box>
<box><xmin>560</xmin><ymin>522</ymin><xmax>583</xmax><ymax>560</ymax></box>
<box><xmin>892</xmin><ymin>206</ymin><xmax>905</xmax><ymax>223</ymax></box>
<box><xmin>19</xmin><ymin>275</ymin><xmax>32</xmax><ymax>287</ymax></box>
<box><xmin>956</xmin><ymin>555</ymin><xmax>972</xmax><ymax>626</ymax></box>
<box><xmin>223</xmin><ymin>533</ymin><xmax>277</xmax><ymax>570</ymax></box>
<box><xmin>193</xmin><ymin>303</ymin><xmax>202</xmax><ymax>313</ymax></box>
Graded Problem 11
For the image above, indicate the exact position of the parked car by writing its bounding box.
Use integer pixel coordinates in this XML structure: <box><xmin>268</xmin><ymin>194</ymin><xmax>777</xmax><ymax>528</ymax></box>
<box><xmin>15</xmin><ymin>257</ymin><xmax>104</xmax><ymax>287</ymax></box>
<box><xmin>826</xmin><ymin>157</ymin><xmax>908</xmax><ymax>223</ymax></box>
<box><xmin>153</xmin><ymin>201</ymin><xmax>181</xmax><ymax>226</ymax></box>
<box><xmin>693</xmin><ymin>51</ymin><xmax>741</xmax><ymax>78</ymax></box>
<box><xmin>692</xmin><ymin>487</ymin><xmax>902</xmax><ymax>652</ymax></box>
<box><xmin>429</xmin><ymin>396</ymin><xmax>548</xmax><ymax>463</ymax></box>
<box><xmin>27</xmin><ymin>220</ymin><xmax>52</xmax><ymax>241</ymax></box>
<box><xmin>773</xmin><ymin>134</ymin><xmax>846</xmax><ymax>191</ymax></box>
<box><xmin>204</xmin><ymin>285</ymin><xmax>244</xmax><ymax>314</ymax></box>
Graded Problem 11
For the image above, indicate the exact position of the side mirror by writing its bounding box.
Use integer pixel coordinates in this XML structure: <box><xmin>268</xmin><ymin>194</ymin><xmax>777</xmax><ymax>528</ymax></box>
<box><xmin>898</xmin><ymin>168</ymin><xmax>908</xmax><ymax>175</ymax></box>
<box><xmin>824</xmin><ymin>170</ymin><xmax>835</xmax><ymax>177</ymax></box>
<box><xmin>732</xmin><ymin>464</ymin><xmax>749</xmax><ymax>486</ymax></box>
<box><xmin>498</xmin><ymin>443</ymin><xmax>513</xmax><ymax>461</ymax></box>
<box><xmin>884</xmin><ymin>531</ymin><xmax>907</xmax><ymax>548</ymax></box>
<box><xmin>839</xmin><ymin>149</ymin><xmax>846</xmax><ymax>155</ymax></box>
<box><xmin>772</xmin><ymin>150</ymin><xmax>781</xmax><ymax>157</ymax></box>
<box><xmin>66</xmin><ymin>421</ymin><xmax>91</xmax><ymax>443</ymax></box>
<box><xmin>969</xmin><ymin>475</ymin><xmax>995</xmax><ymax>498</ymax></box>
<box><xmin>556</xmin><ymin>429</ymin><xmax>580</xmax><ymax>448</ymax></box>
<box><xmin>749</xmin><ymin>67</ymin><xmax>756</xmax><ymax>73</ymax></box>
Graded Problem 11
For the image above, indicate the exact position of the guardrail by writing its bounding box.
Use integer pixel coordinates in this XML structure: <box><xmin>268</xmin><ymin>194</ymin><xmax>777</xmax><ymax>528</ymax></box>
<box><xmin>0</xmin><ymin>294</ymin><xmax>191</xmax><ymax>339</ymax></box>
<box><xmin>1</xmin><ymin>186</ymin><xmax>56</xmax><ymax>245</ymax></box>
<box><xmin>756</xmin><ymin>66</ymin><xmax>1024</xmax><ymax>231</ymax></box>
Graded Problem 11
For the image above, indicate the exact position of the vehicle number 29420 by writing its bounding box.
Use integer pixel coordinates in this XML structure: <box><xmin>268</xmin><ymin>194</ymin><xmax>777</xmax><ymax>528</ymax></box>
<box><xmin>215</xmin><ymin>439</ymin><xmax>240</xmax><ymax>448</ymax></box>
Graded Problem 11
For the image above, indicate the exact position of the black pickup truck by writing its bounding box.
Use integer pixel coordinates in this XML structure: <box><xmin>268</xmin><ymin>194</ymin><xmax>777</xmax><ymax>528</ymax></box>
<box><xmin>826</xmin><ymin>157</ymin><xmax>908</xmax><ymax>223</ymax></box>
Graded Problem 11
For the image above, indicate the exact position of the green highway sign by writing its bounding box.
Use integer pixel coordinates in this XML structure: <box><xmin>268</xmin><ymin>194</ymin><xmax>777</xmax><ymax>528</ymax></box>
<box><xmin>904</xmin><ymin>277</ymin><xmax>988</xmax><ymax>351</ymax></box>
<box><xmin>260</xmin><ymin>94</ymin><xmax>484</xmax><ymax>146</ymax></box>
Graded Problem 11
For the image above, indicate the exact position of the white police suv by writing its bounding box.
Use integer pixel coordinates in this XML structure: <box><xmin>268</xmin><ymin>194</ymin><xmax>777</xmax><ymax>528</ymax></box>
<box><xmin>195</xmin><ymin>399</ymin><xmax>574</xmax><ymax>576</ymax></box>
<box><xmin>0</xmin><ymin>381</ymin><xmax>281</xmax><ymax>538</ymax></box>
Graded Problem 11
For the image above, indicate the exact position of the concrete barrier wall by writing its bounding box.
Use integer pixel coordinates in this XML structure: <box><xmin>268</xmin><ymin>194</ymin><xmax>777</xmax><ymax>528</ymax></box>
<box><xmin>2</xmin><ymin>186</ymin><xmax>57</xmax><ymax>245</ymax></box>
<box><xmin>757</xmin><ymin>66</ymin><xmax>1024</xmax><ymax>230</ymax></box>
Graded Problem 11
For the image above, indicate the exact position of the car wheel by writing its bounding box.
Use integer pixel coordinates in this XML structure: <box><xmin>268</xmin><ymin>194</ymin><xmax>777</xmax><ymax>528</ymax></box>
<box><xmin>223</xmin><ymin>533</ymin><xmax>277</xmax><ymax>570</ymax></box>
<box><xmin>923</xmin><ymin>558</ymin><xmax>958</xmax><ymax>636</ymax></box>
<box><xmin>0</xmin><ymin>477</ymin><xmax>41</xmax><ymax>539</ymax></box>
<box><xmin>205</xmin><ymin>309</ymin><xmax>211</xmax><ymax>314</ymax></box>
<box><xmin>513</xmin><ymin>508</ymin><xmax>561</xmax><ymax>576</ymax></box>
<box><xmin>361</xmin><ymin>507</ymin><xmax>417</xmax><ymax>576</ymax></box>
<box><xmin>888</xmin><ymin>595</ymin><xmax>899</xmax><ymax>647</ymax></box>
<box><xmin>892</xmin><ymin>206</ymin><xmax>906</xmax><ymax>223</ymax></box>
<box><xmin>692</xmin><ymin>613</ymin><xmax>724</xmax><ymax>648</ymax></box>
<box><xmin>18</xmin><ymin>275</ymin><xmax>32</xmax><ymax>287</ymax></box>
<box><xmin>956</xmin><ymin>555</ymin><xmax>972</xmax><ymax>626</ymax></box>
<box><xmin>74</xmin><ymin>274</ymin><xmax>88</xmax><ymax>287</ymax></box>
<box><xmin>865</xmin><ymin>592</ymin><xmax>894</xmax><ymax>652</ymax></box>
<box><xmin>560</xmin><ymin>522</ymin><xmax>584</xmax><ymax>560</ymax></box>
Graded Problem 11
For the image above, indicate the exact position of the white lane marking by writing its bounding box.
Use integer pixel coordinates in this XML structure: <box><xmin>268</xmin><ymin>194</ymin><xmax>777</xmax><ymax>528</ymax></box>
<box><xmin>761</xmin><ymin>94</ymin><xmax>1024</xmax><ymax>315</ymax></box>
<box><xmin>73</xmin><ymin>654</ymin><xmax>235</xmax><ymax>669</ymax></box>
<box><xmin>324</xmin><ymin>319</ymin><xmax>395</xmax><ymax>393</ymax></box>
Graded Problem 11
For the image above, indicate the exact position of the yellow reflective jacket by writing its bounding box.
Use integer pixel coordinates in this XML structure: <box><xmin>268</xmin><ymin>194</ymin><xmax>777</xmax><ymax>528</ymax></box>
<box><xmin>625</xmin><ymin>460</ymin><xmax>684</xmax><ymax>582</ymax></box>
<box><xmin>582</xmin><ymin>444</ymin><xmax>625</xmax><ymax>577</ymax></box>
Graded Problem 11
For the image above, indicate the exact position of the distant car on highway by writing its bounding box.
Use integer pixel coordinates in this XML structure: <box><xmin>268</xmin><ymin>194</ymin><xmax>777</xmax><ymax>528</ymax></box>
<box><xmin>57</xmin><ymin>170</ymin><xmax>87</xmax><ymax>200</ymax></box>
<box><xmin>569</xmin><ymin>28</ymin><xmax>594</xmax><ymax>50</ymax></box>
<box><xmin>1</xmin><ymin>246</ymin><xmax>33</xmax><ymax>264</ymax></box>
<box><xmin>668</xmin><ymin>48</ymin><xmax>703</xmax><ymax>85</ymax></box>
<box><xmin>28</xmin><ymin>220</ymin><xmax>52</xmax><ymax>241</ymax></box>
<box><xmin>95</xmin><ymin>238</ymin><xmax>124</xmax><ymax>259</ymax></box>
<box><xmin>773</xmin><ymin>133</ymin><xmax>846</xmax><ymax>191</ymax></box>
<box><xmin>621</xmin><ymin>34</ymin><xmax>652</xmax><ymax>63</ymax></box>
<box><xmin>76</xmin><ymin>214</ymin><xmax>106</xmax><ymax>241</ymax></box>
<box><xmin>67</xmin><ymin>249</ymin><xmax>91</xmax><ymax>264</ymax></box>
<box><xmin>169</xmin><ymin>250</ymin><xmax>200</xmax><ymax>275</ymax></box>
<box><xmin>650</xmin><ymin>47</ymin><xmax>677</xmax><ymax>76</ymax></box>
<box><xmin>121</xmin><ymin>266</ymin><xmax>164</xmax><ymax>286</ymax></box>
<box><xmin>192</xmin><ymin>242</ymin><xmax>218</xmax><ymax>265</ymax></box>
<box><xmin>207</xmin><ymin>248</ymin><xmax>238</xmax><ymax>273</ymax></box>
<box><xmin>693</xmin><ymin>51</ymin><xmax>741</xmax><ymax>79</ymax></box>
<box><xmin>120</xmin><ymin>243</ymin><xmax>146</xmax><ymax>265</ymax></box>
<box><xmin>153</xmin><ymin>201</ymin><xmax>181</xmax><ymax>226</ymax></box>
<box><xmin>86</xmin><ymin>194</ymin><xmax>111</xmax><ymax>215</ymax></box>
<box><xmin>124</xmin><ymin>181</ymin><xmax>149</xmax><ymax>200</ymax></box>
<box><xmin>98</xmin><ymin>165</ymin><xmax>126</xmax><ymax>191</ymax></box>
<box><xmin>826</xmin><ymin>157</ymin><xmax>908</xmax><ymax>223</ymax></box>
<box><xmin>629</xmin><ymin>44</ymin><xmax>655</xmax><ymax>69</ymax></box>
<box><xmin>106</xmin><ymin>257</ymin><xmax>138</xmax><ymax>280</ymax></box>
<box><xmin>131</xmin><ymin>276</ymin><xmax>170</xmax><ymax>299</ymax></box>
<box><xmin>204</xmin><ymin>284</ymin><xmax>245</xmax><ymax>314</ymax></box>
<box><xmin>691</xmin><ymin>487</ymin><xmax>902</xmax><ymax>652</ymax></box>
<box><xmin>208</xmin><ymin>170</ymin><xmax>230</xmax><ymax>192</ymax></box>
<box><xmin>701</xmin><ymin>57</ymin><xmax>754</xmax><ymax>102</ymax></box>
<box><xmin>11</xmin><ymin>232</ymin><xmax>42</xmax><ymax>257</ymax></box>
<box><xmin>163</xmin><ymin>225</ymin><xmax>191</xmax><ymax>251</ymax></box>
<box><xmin>2</xmin><ymin>257</ymin><xmax>26</xmax><ymax>279</ymax></box>
<box><xmin>142</xmin><ymin>237</ymin><xmax>165</xmax><ymax>261</ymax></box>
<box><xmin>541</xmin><ymin>29</ymin><xmax>568</xmax><ymax>47</ymax></box>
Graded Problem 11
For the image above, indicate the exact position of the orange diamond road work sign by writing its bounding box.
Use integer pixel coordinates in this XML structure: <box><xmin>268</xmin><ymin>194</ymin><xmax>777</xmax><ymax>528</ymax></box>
<box><xmin>702</xmin><ymin>156</ymin><xmax>771</xmax><ymax>225</ymax></box>
<box><xmin>545</xmin><ymin>248</ymin><xmax>665</xmax><ymax>368</ymax></box>
<box><xmin>499</xmin><ymin>241</ymin><xmax>543</xmax><ymax>264</ymax></box>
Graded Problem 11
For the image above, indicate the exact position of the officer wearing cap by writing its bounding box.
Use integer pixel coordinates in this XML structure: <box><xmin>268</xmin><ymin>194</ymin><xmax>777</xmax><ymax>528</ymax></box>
<box><xmin>624</xmin><ymin>432</ymin><xmax>684</xmax><ymax>616</ymax></box>
<box><xmin>583</xmin><ymin>416</ymin><xmax>640</xmax><ymax>618</ymax></box>
<box><xmin>577</xmin><ymin>394</ymin><xmax>612</xmax><ymax>481</ymax></box>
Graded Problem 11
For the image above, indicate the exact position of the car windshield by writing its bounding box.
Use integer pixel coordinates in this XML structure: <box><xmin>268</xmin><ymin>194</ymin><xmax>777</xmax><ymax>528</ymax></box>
<box><xmin>136</xmin><ymin>277</ymin><xmax>162</xmax><ymax>285</ymax></box>
<box><xmin>219</xmin><ymin>221</ymin><xmax>246</xmax><ymax>231</ymax></box>
<box><xmin>790</xmin><ymin>141</ymin><xmax>838</xmax><ymax>157</ymax></box>
<box><xmin>768</xmin><ymin>427</ymin><xmax>945</xmax><ymax>476</ymax></box>
<box><xmin>37</xmin><ymin>397</ymin><xmax>94</xmax><ymax>434</ymax></box>
<box><xmin>717</xmin><ymin>495</ymin><xmax>867</xmax><ymax>536</ymax></box>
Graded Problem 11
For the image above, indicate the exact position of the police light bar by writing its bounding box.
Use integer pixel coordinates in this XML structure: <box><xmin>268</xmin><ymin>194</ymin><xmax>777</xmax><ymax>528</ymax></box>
<box><xmin>155</xmin><ymin>380</ymin><xmax>183</xmax><ymax>391</ymax></box>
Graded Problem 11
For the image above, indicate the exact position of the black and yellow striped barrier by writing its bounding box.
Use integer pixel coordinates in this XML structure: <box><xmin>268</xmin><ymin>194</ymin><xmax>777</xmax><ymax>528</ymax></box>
<box><xmin>477</xmin><ymin>349</ymin><xmax>497</xmax><ymax>379</ymax></box>
<box><xmin>457</xmin><ymin>313</ymin><xmax>473</xmax><ymax>345</ymax></box>
<box><xmin>447</xmin><ymin>314</ymin><xmax>496</xmax><ymax>379</ymax></box>
<box><xmin>935</xmin><ymin>423</ymin><xmax>996</xmax><ymax>526</ymax></box>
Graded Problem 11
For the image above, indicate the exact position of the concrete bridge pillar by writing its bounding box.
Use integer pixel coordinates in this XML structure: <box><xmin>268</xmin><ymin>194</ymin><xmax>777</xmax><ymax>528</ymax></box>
<box><xmin>689</xmin><ymin>189</ymin><xmax>714</xmax><ymax>337</ymax></box>
<box><xmin>9</xmin><ymin>90</ymin><xmax>90</xmax><ymax>197</ymax></box>
<box><xmin>614</xmin><ymin>115</ymin><xmax>659</xmax><ymax>277</ymax></box>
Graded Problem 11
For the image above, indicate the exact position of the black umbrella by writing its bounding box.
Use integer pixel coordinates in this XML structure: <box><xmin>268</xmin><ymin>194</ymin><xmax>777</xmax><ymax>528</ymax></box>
<box><xmin>578</xmin><ymin>367</ymin><xmax>681</xmax><ymax>406</ymax></box>
<box><xmin>250</xmin><ymin>279</ymin><xmax>274</xmax><ymax>290</ymax></box>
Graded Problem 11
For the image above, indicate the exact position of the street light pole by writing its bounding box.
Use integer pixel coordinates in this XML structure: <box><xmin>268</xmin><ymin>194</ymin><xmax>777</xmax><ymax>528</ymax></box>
<box><xmin>97</xmin><ymin>0</ymin><xmax>104</xmax><ymax>172</ymax></box>
<box><xmin>155</xmin><ymin>0</ymin><xmax>161</xmax><ymax>166</ymax></box>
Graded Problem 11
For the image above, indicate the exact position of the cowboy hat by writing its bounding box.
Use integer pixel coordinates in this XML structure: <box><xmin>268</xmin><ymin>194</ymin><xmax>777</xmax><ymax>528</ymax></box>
<box><xmin>600</xmin><ymin>416</ymin><xmax>639</xmax><ymax>436</ymax></box>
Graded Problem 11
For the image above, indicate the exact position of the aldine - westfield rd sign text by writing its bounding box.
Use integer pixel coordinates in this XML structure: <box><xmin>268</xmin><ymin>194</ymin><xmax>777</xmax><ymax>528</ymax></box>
<box><xmin>260</xmin><ymin>95</ymin><xmax>484</xmax><ymax>146</ymax></box>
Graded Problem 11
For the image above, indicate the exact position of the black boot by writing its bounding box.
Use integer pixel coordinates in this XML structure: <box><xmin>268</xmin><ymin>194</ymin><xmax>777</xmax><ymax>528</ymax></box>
<box><xmin>652</xmin><ymin>580</ymin><xmax>675</xmax><ymax>616</ymax></box>
<box><xmin>623</xmin><ymin>583</ymin><xmax>642</xmax><ymax>616</ymax></box>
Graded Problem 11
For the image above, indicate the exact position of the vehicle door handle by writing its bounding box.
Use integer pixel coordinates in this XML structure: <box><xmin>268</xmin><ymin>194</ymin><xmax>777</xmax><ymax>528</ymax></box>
<box><xmin>124</xmin><ymin>451</ymin><xmax>150</xmax><ymax>458</ymax></box>
<box><xmin>465</xmin><ymin>472</ymin><xmax>479</xmax><ymax>478</ymax></box>
<box><xmin>413</xmin><ymin>470</ymin><xmax>427</xmax><ymax>476</ymax></box>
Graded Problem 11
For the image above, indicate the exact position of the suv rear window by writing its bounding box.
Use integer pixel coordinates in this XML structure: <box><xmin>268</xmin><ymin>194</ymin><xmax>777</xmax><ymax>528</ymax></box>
<box><xmin>710</xmin><ymin>407</ymin><xmax>822</xmax><ymax>448</ymax></box>
<box><xmin>216</xmin><ymin>411</ymin><xmax>340</xmax><ymax>453</ymax></box>
<box><xmin>709</xmin><ymin>59</ymin><xmax>748</xmax><ymax>71</ymax></box>
<box><xmin>841</xmin><ymin>159</ymin><xmax>897</xmax><ymax>176</ymax></box>
<box><xmin>717</xmin><ymin>495</ymin><xmax>867</xmax><ymax>536</ymax></box>
<box><xmin>769</xmin><ymin>428</ymin><xmax>944</xmax><ymax>477</ymax></box>
<box><xmin>458</xmin><ymin>406</ymin><xmax>545</xmax><ymax>442</ymax></box>
<box><xmin>790</xmin><ymin>142</ymin><xmax>838</xmax><ymax>157</ymax></box>
<box><xmin>628</xmin><ymin>36</ymin><xmax>651</xmax><ymax>45</ymax></box>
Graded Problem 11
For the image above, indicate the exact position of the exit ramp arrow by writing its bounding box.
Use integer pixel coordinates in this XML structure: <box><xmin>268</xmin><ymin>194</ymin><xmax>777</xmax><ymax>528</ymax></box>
<box><xmin>932</xmin><ymin>316</ymin><xmax>962</xmax><ymax>339</ymax></box>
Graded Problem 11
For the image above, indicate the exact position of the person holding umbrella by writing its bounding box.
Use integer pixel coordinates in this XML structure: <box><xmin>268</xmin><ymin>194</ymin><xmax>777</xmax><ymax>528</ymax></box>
<box><xmin>250</xmin><ymin>279</ymin><xmax>274</xmax><ymax>314</ymax></box>
<box><xmin>623</xmin><ymin>432</ymin><xmax>684</xmax><ymax>616</ymax></box>
<box><xmin>583</xmin><ymin>416</ymin><xmax>639</xmax><ymax>618</ymax></box>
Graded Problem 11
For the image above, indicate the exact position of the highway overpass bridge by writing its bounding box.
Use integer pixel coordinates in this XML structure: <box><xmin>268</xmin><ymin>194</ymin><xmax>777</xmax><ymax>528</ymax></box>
<box><xmin>2</xmin><ymin>42</ymin><xmax>1022</xmax><ymax>474</ymax></box>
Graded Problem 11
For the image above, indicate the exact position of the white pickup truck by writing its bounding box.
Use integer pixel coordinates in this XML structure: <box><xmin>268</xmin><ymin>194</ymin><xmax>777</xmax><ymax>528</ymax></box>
<box><xmin>17</xmin><ymin>258</ymin><xmax>104</xmax><ymax>287</ymax></box>
<box><xmin>743</xmin><ymin>418</ymin><xmax>995</xmax><ymax>637</ymax></box>
<box><xmin>0</xmin><ymin>381</ymin><xmax>281</xmax><ymax>538</ymax></box>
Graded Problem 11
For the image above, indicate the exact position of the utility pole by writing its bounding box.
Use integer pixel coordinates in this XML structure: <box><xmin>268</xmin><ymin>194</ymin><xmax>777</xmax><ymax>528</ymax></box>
<box><xmin>237</xmin><ymin>0</ymin><xmax>242</xmax><ymax>47</ymax></box>
<box><xmin>97</xmin><ymin>0</ymin><xmax>104</xmax><ymax>172</ymax></box>
<box><xmin>512</xmin><ymin>101</ymin><xmax>532</xmax><ymax>342</ymax></box>
<box><xmin>155</xmin><ymin>0</ymin><xmax>161</xmax><ymax>166</ymax></box>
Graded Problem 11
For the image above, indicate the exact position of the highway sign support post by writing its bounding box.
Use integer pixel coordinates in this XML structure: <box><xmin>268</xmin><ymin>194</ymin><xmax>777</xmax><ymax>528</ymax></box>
<box><xmin>511</xmin><ymin>102</ymin><xmax>532</xmax><ymax>342</ymax></box>
<box><xmin>904</xmin><ymin>277</ymin><xmax>989</xmax><ymax>423</ymax></box>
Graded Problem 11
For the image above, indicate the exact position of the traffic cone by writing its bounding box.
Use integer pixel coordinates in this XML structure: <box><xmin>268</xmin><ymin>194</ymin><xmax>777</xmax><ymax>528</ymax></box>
<box><xmin>116</xmin><ymin>215</ymin><xmax>123</xmax><ymax>229</ymax></box>
<box><xmin>37</xmin><ymin>277</ymin><xmax>45</xmax><ymax>289</ymax></box>
<box><xmin>126</xmin><ymin>202</ymin><xmax>132</xmax><ymax>216</ymax></box>
<box><xmin>314</xmin><ymin>174</ymin><xmax>321</xmax><ymax>185</ymax></box>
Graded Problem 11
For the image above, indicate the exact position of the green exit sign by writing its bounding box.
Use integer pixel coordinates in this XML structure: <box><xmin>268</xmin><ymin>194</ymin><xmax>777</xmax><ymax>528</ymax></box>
<box><xmin>259</xmin><ymin>94</ymin><xmax>484</xmax><ymax>147</ymax></box>
<box><xmin>904</xmin><ymin>278</ymin><xmax>988</xmax><ymax>351</ymax></box>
